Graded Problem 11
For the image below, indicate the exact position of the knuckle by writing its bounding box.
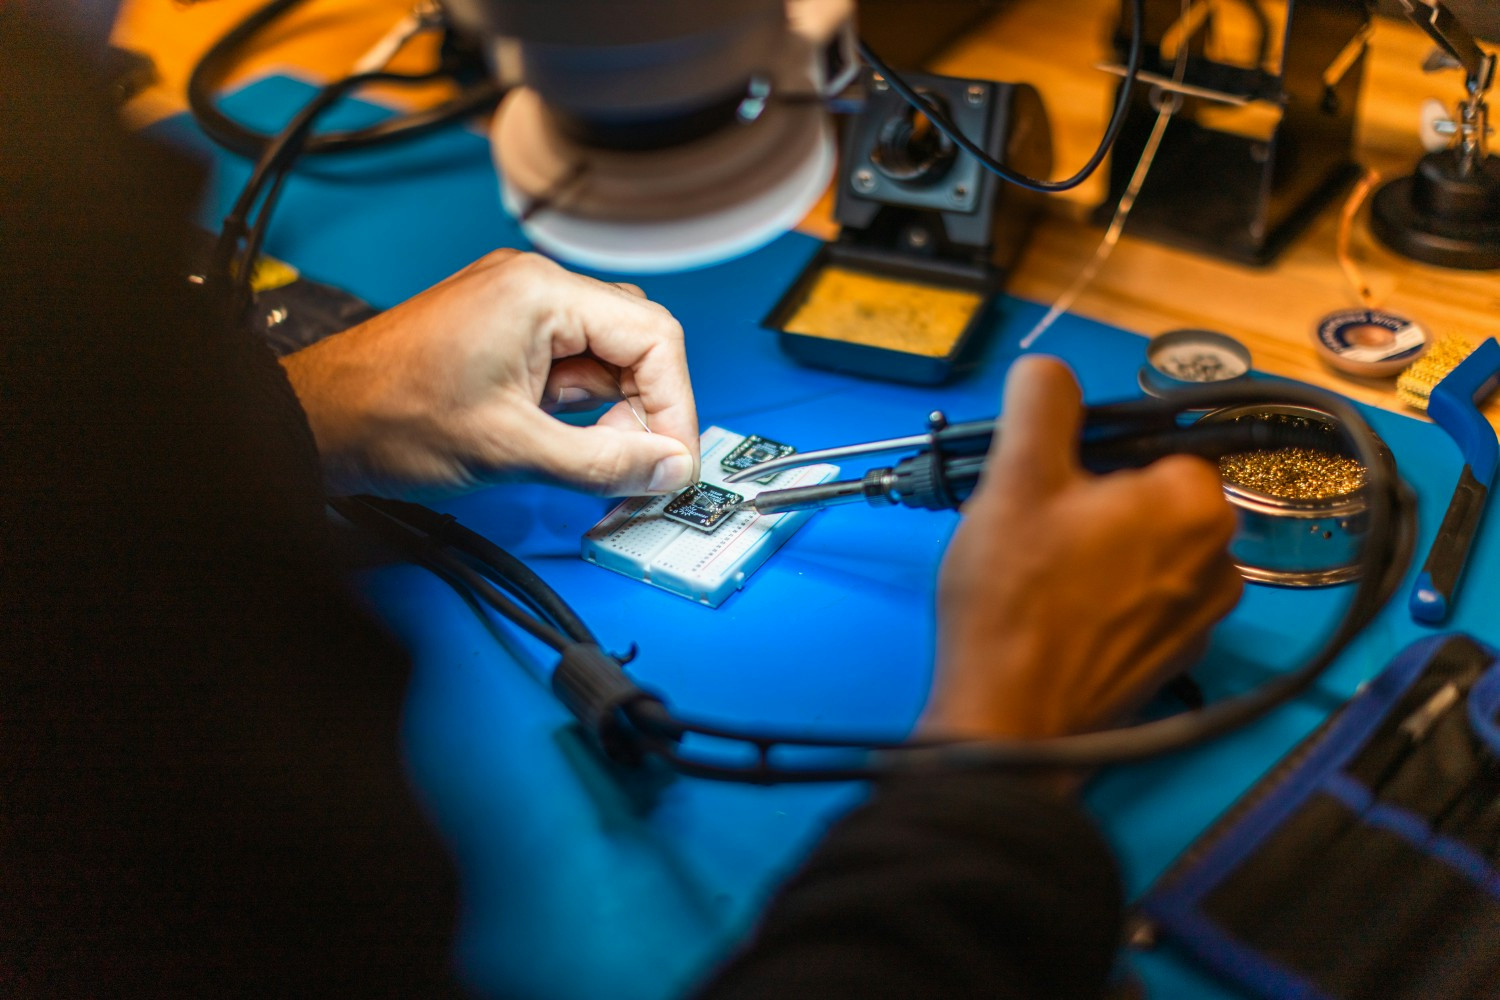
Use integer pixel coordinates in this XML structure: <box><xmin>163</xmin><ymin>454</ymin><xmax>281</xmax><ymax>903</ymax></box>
<box><xmin>480</xmin><ymin>252</ymin><xmax>563</xmax><ymax>308</ymax></box>
<box><xmin>637</xmin><ymin>295</ymin><xmax>680</xmax><ymax>326</ymax></box>
<box><xmin>508</xmin><ymin>250</ymin><xmax>557</xmax><ymax>277</ymax></box>
<box><xmin>633</xmin><ymin>301</ymin><xmax>684</xmax><ymax>343</ymax></box>
<box><xmin>478</xmin><ymin>247</ymin><xmax>523</xmax><ymax>269</ymax></box>
<box><xmin>488</xmin><ymin>251</ymin><xmax>557</xmax><ymax>288</ymax></box>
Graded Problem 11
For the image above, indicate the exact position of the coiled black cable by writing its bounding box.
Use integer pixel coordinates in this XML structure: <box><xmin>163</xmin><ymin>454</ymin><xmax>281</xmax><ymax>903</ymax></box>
<box><xmin>211</xmin><ymin>67</ymin><xmax>452</xmax><ymax>315</ymax></box>
<box><xmin>187</xmin><ymin>0</ymin><xmax>502</xmax><ymax>160</ymax></box>
<box><xmin>343</xmin><ymin>496</ymin><xmax>598</xmax><ymax>646</ymax></box>
<box><xmin>854</xmin><ymin>0</ymin><xmax>1145</xmax><ymax>194</ymax></box>
<box><xmin>334</xmin><ymin>381</ymin><xmax>1416</xmax><ymax>783</ymax></box>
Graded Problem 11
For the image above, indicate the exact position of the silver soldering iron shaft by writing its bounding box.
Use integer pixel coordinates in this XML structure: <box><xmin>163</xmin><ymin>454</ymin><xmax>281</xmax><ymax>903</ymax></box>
<box><xmin>738</xmin><ymin>479</ymin><xmax>868</xmax><ymax>515</ymax></box>
<box><xmin>736</xmin><ymin>469</ymin><xmax>898</xmax><ymax>515</ymax></box>
<box><xmin>722</xmin><ymin>434</ymin><xmax>936</xmax><ymax>483</ymax></box>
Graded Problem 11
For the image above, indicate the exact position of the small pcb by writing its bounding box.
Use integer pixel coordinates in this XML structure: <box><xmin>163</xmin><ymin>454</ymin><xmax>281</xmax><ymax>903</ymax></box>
<box><xmin>582</xmin><ymin>427</ymin><xmax>839</xmax><ymax>607</ymax></box>
<box><xmin>663</xmin><ymin>482</ymin><xmax>744</xmax><ymax>533</ymax></box>
<box><xmin>720</xmin><ymin>434</ymin><xmax>795</xmax><ymax>484</ymax></box>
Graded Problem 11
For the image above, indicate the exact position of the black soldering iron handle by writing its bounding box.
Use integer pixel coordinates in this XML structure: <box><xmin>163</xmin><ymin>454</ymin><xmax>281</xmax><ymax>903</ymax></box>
<box><xmin>744</xmin><ymin>394</ymin><xmax>1361</xmax><ymax>516</ymax></box>
<box><xmin>1082</xmin><ymin>422</ymin><xmax>1346</xmax><ymax>472</ymax></box>
<box><xmin>879</xmin><ymin>420</ymin><xmax>1349</xmax><ymax>512</ymax></box>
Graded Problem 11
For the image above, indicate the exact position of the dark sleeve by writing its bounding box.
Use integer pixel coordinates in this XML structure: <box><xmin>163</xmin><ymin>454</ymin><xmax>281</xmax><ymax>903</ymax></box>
<box><xmin>1</xmin><ymin>13</ymin><xmax>462</xmax><ymax>997</ymax></box>
<box><xmin>696</xmin><ymin>771</ymin><xmax>1124</xmax><ymax>1000</ymax></box>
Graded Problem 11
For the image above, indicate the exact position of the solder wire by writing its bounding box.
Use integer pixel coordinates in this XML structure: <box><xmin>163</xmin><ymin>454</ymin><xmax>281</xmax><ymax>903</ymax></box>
<box><xmin>1336</xmin><ymin>168</ymin><xmax>1384</xmax><ymax>308</ymax></box>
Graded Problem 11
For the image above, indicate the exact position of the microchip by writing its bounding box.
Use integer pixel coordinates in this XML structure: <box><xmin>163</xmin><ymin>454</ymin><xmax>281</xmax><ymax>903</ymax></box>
<box><xmin>720</xmin><ymin>434</ymin><xmax>795</xmax><ymax>484</ymax></box>
<box><xmin>662</xmin><ymin>482</ymin><xmax>744</xmax><ymax>533</ymax></box>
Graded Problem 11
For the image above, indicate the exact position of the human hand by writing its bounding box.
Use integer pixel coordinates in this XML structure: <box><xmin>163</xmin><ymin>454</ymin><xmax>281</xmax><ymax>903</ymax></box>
<box><xmin>280</xmin><ymin>250</ymin><xmax>698</xmax><ymax>499</ymax></box>
<box><xmin>923</xmin><ymin>355</ymin><xmax>1242</xmax><ymax>743</ymax></box>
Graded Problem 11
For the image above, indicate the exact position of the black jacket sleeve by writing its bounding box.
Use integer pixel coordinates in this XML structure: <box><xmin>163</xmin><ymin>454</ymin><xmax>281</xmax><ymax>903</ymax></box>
<box><xmin>1</xmin><ymin>16</ymin><xmax>1122</xmax><ymax>999</ymax></box>
<box><xmin>1</xmin><ymin>14</ymin><xmax>462</xmax><ymax>998</ymax></box>
<box><xmin>697</xmin><ymin>771</ymin><xmax>1124</xmax><ymax>1000</ymax></box>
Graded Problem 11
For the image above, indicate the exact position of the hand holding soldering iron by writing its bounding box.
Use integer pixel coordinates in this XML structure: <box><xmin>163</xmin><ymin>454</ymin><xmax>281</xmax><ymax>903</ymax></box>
<box><xmin>923</xmin><ymin>356</ymin><xmax>1244</xmax><ymax>744</ymax></box>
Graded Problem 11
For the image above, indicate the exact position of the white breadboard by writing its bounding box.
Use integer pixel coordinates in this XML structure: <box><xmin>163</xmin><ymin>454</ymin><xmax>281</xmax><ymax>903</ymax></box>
<box><xmin>581</xmin><ymin>426</ymin><xmax>839</xmax><ymax>607</ymax></box>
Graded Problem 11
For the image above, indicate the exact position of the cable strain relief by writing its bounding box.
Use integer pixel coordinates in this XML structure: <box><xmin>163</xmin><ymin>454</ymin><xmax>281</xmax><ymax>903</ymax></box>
<box><xmin>551</xmin><ymin>643</ymin><xmax>662</xmax><ymax>765</ymax></box>
<box><xmin>862</xmin><ymin>468</ymin><xmax>897</xmax><ymax>506</ymax></box>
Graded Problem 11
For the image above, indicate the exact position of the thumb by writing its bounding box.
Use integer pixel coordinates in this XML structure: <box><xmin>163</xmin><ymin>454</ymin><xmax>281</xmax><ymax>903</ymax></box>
<box><xmin>511</xmin><ymin>408</ymin><xmax>696</xmax><ymax>496</ymax></box>
<box><xmin>983</xmin><ymin>355</ymin><xmax>1086</xmax><ymax>500</ymax></box>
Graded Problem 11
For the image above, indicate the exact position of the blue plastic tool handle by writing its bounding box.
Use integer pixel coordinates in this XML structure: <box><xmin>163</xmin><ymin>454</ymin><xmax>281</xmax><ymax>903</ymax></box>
<box><xmin>1428</xmin><ymin>339</ymin><xmax>1500</xmax><ymax>487</ymax></box>
<box><xmin>1410</xmin><ymin>339</ymin><xmax>1500</xmax><ymax>623</ymax></box>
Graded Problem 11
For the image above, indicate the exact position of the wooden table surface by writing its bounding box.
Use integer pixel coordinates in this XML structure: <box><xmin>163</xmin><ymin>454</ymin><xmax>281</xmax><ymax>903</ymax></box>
<box><xmin>114</xmin><ymin>0</ymin><xmax>1500</xmax><ymax>427</ymax></box>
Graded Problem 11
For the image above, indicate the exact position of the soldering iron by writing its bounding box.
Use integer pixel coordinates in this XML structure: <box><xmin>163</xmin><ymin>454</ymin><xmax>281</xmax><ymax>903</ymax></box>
<box><xmin>726</xmin><ymin>384</ymin><xmax>1364</xmax><ymax>516</ymax></box>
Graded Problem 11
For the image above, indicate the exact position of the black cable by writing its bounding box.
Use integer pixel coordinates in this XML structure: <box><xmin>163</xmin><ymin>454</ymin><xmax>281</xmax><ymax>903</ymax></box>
<box><xmin>438</xmin><ymin>550</ymin><xmax>571</xmax><ymax>651</ymax></box>
<box><xmin>214</xmin><ymin>68</ymin><xmax>448</xmax><ymax>314</ymax></box>
<box><xmin>231</xmin><ymin>168</ymin><xmax>291</xmax><ymax>314</ymax></box>
<box><xmin>635</xmin><ymin>732</ymin><xmax>881</xmax><ymax>786</ymax></box>
<box><xmin>186</xmin><ymin>0</ymin><xmax>502</xmax><ymax>161</ymax></box>
<box><xmin>624</xmin><ymin>383</ymin><xmax>1413</xmax><ymax>778</ymax></box>
<box><xmin>351</xmin><ymin>496</ymin><xmax>598</xmax><ymax>646</ymax></box>
<box><xmin>440</xmin><ymin>553</ymin><xmax>571</xmax><ymax>651</ymax></box>
<box><xmin>330</xmin><ymin>498</ymin><xmax>561</xmax><ymax>639</ymax></box>
<box><xmin>453</xmin><ymin>549</ymin><xmax>591</xmax><ymax>645</ymax></box>
<box><xmin>335</xmin><ymin>382</ymin><xmax>1412</xmax><ymax>782</ymax></box>
<box><xmin>330</xmin><ymin>497</ymin><xmax>573</xmax><ymax>651</ymax></box>
<box><xmin>853</xmin><ymin>0</ymin><xmax>1145</xmax><ymax>194</ymax></box>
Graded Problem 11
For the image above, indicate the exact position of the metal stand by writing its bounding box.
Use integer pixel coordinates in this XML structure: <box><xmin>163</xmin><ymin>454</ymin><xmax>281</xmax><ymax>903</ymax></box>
<box><xmin>1096</xmin><ymin>0</ymin><xmax>1371</xmax><ymax>266</ymax></box>
<box><xmin>1371</xmin><ymin>0</ymin><xmax>1500</xmax><ymax>270</ymax></box>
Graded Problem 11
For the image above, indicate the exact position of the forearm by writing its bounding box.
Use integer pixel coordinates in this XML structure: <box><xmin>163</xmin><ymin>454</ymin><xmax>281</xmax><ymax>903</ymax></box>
<box><xmin>279</xmin><ymin>323</ymin><xmax>409</xmax><ymax>498</ymax></box>
<box><xmin>696</xmin><ymin>770</ymin><xmax>1123</xmax><ymax>1000</ymax></box>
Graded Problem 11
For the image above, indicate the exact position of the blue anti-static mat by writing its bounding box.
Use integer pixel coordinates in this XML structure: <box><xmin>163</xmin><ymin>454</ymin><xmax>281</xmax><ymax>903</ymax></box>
<box><xmin>156</xmin><ymin>77</ymin><xmax>1500</xmax><ymax>1000</ymax></box>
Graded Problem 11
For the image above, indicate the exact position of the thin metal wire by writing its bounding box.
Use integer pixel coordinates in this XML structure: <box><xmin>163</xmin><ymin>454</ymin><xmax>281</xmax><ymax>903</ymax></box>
<box><xmin>1019</xmin><ymin>0</ymin><xmax>1197</xmax><ymax>350</ymax></box>
<box><xmin>1018</xmin><ymin>89</ymin><xmax>1181</xmax><ymax>349</ymax></box>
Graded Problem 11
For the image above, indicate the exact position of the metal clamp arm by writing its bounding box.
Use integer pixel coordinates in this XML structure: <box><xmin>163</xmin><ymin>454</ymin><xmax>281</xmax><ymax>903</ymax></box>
<box><xmin>1400</xmin><ymin>0</ymin><xmax>1495</xmax><ymax>94</ymax></box>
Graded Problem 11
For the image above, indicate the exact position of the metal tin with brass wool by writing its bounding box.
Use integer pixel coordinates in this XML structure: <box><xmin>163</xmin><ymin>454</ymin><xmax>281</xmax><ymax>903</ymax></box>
<box><xmin>1202</xmin><ymin>405</ymin><xmax>1383</xmax><ymax>587</ymax></box>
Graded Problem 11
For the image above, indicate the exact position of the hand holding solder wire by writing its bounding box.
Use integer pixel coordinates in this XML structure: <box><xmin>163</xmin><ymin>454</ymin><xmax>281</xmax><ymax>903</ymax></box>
<box><xmin>280</xmin><ymin>249</ymin><xmax>700</xmax><ymax>499</ymax></box>
<box><xmin>921</xmin><ymin>357</ymin><xmax>1244</xmax><ymax>743</ymax></box>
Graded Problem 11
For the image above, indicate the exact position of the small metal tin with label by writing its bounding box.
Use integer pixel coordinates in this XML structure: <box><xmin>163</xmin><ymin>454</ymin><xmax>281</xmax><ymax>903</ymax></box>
<box><xmin>1140</xmin><ymin>329</ymin><xmax>1253</xmax><ymax>397</ymax></box>
<box><xmin>1313</xmin><ymin>309</ymin><xmax>1428</xmax><ymax>378</ymax></box>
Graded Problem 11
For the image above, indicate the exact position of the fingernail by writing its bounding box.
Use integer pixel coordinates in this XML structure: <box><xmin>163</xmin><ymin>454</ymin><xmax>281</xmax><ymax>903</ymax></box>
<box><xmin>554</xmin><ymin>387</ymin><xmax>588</xmax><ymax>405</ymax></box>
<box><xmin>648</xmin><ymin>452</ymin><xmax>693</xmax><ymax>493</ymax></box>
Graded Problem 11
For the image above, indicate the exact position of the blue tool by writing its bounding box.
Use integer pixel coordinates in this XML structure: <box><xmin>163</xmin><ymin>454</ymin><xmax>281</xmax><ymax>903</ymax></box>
<box><xmin>1411</xmin><ymin>338</ymin><xmax>1500</xmax><ymax>623</ymax></box>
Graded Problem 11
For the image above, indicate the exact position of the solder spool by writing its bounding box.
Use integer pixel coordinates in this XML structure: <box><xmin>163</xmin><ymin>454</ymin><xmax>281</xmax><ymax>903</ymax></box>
<box><xmin>1201</xmin><ymin>404</ymin><xmax>1390</xmax><ymax>587</ymax></box>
